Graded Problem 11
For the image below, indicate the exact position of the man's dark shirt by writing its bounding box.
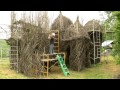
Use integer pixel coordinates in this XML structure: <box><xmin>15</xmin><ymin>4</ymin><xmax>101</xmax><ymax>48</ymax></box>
<box><xmin>50</xmin><ymin>37</ymin><xmax>54</xmax><ymax>44</ymax></box>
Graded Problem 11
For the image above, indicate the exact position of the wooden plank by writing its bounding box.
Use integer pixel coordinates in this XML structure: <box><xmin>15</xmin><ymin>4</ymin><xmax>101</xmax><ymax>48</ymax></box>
<box><xmin>41</xmin><ymin>59</ymin><xmax>57</xmax><ymax>61</ymax></box>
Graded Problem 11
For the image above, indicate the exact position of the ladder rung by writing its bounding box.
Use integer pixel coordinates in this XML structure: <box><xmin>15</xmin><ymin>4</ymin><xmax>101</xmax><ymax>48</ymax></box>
<box><xmin>95</xmin><ymin>42</ymin><xmax>100</xmax><ymax>43</ymax></box>
<box><xmin>55</xmin><ymin>38</ymin><xmax>58</xmax><ymax>40</ymax></box>
<box><xmin>65</xmin><ymin>71</ymin><xmax>69</xmax><ymax>73</ymax></box>
<box><xmin>11</xmin><ymin>46</ymin><xmax>18</xmax><ymax>47</ymax></box>
<box><xmin>54</xmin><ymin>46</ymin><xmax>59</xmax><ymax>47</ymax></box>
<box><xmin>40</xmin><ymin>72</ymin><xmax>48</xmax><ymax>73</ymax></box>
<box><xmin>90</xmin><ymin>57</ymin><xmax>94</xmax><ymax>60</ymax></box>
<box><xmin>54</xmin><ymin>51</ymin><xmax>59</xmax><ymax>53</ymax></box>
<box><xmin>97</xmin><ymin>51</ymin><xmax>101</xmax><ymax>52</ymax></box>
<box><xmin>10</xmin><ymin>50</ymin><xmax>18</xmax><ymax>51</ymax></box>
<box><xmin>62</xmin><ymin>64</ymin><xmax>66</xmax><ymax>66</ymax></box>
<box><xmin>54</xmin><ymin>48</ymin><xmax>59</xmax><ymax>49</ymax></box>
<box><xmin>60</xmin><ymin>63</ymin><xmax>64</xmax><ymax>65</ymax></box>
<box><xmin>54</xmin><ymin>50</ymin><xmax>59</xmax><ymax>51</ymax></box>
<box><xmin>95</xmin><ymin>45</ymin><xmax>100</xmax><ymax>46</ymax></box>
<box><xmin>10</xmin><ymin>54</ymin><xmax>18</xmax><ymax>55</ymax></box>
<box><xmin>10</xmin><ymin>63</ymin><xmax>17</xmax><ymax>64</ymax></box>
<box><xmin>97</xmin><ymin>56</ymin><xmax>100</xmax><ymax>58</ymax></box>
<box><xmin>64</xmin><ymin>68</ymin><xmax>67</xmax><ymax>70</ymax></box>
<box><xmin>95</xmin><ymin>58</ymin><xmax>98</xmax><ymax>59</ymax></box>
<box><xmin>97</xmin><ymin>49</ymin><xmax>100</xmax><ymax>50</ymax></box>
<box><xmin>54</xmin><ymin>46</ymin><xmax>59</xmax><ymax>49</ymax></box>
<box><xmin>67</xmin><ymin>72</ymin><xmax>70</xmax><ymax>74</ymax></box>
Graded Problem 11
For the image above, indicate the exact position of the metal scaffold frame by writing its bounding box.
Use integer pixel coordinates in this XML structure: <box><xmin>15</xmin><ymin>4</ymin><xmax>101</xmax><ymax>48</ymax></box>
<box><xmin>0</xmin><ymin>24</ymin><xmax>19</xmax><ymax>73</ymax></box>
<box><xmin>9</xmin><ymin>39</ymin><xmax>19</xmax><ymax>72</ymax></box>
<box><xmin>40</xmin><ymin>30</ymin><xmax>66</xmax><ymax>77</ymax></box>
<box><xmin>89</xmin><ymin>20</ymin><xmax>101</xmax><ymax>65</ymax></box>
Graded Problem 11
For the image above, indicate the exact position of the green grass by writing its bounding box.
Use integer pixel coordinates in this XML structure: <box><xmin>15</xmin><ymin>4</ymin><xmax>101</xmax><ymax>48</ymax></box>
<box><xmin>0</xmin><ymin>39</ymin><xmax>10</xmax><ymax>58</ymax></box>
<box><xmin>0</xmin><ymin>60</ymin><xmax>30</xmax><ymax>79</ymax></box>
<box><xmin>0</xmin><ymin>56</ymin><xmax>120</xmax><ymax>79</ymax></box>
<box><xmin>43</xmin><ymin>55</ymin><xmax>120</xmax><ymax>79</ymax></box>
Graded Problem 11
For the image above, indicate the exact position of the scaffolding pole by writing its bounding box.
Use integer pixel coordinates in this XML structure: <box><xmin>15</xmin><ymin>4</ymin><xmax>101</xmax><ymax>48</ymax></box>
<box><xmin>17</xmin><ymin>39</ymin><xmax>19</xmax><ymax>73</ymax></box>
<box><xmin>93</xmin><ymin>20</ymin><xmax>96</xmax><ymax>65</ymax></box>
<box><xmin>0</xmin><ymin>47</ymin><xmax>2</xmax><ymax>60</ymax></box>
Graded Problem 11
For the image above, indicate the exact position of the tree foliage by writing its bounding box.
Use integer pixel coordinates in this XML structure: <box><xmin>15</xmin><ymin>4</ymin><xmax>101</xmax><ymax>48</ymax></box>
<box><xmin>105</xmin><ymin>11</ymin><xmax>120</xmax><ymax>64</ymax></box>
<box><xmin>101</xmin><ymin>11</ymin><xmax>115</xmax><ymax>41</ymax></box>
<box><xmin>0</xmin><ymin>39</ymin><xmax>10</xmax><ymax>58</ymax></box>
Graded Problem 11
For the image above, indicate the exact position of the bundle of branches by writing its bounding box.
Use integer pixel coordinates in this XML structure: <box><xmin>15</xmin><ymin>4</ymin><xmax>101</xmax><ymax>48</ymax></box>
<box><xmin>84</xmin><ymin>19</ymin><xmax>102</xmax><ymax>32</ymax></box>
<box><xmin>69</xmin><ymin>37</ymin><xmax>92</xmax><ymax>71</ymax></box>
<box><xmin>8</xmin><ymin>21</ymin><xmax>49</xmax><ymax>76</ymax></box>
<box><xmin>61</xmin><ymin>16</ymin><xmax>90</xmax><ymax>41</ymax></box>
<box><xmin>51</xmin><ymin>12</ymin><xmax>73</xmax><ymax>54</ymax></box>
<box><xmin>18</xmin><ymin>28</ymin><xmax>49</xmax><ymax>76</ymax></box>
<box><xmin>60</xmin><ymin>20</ymin><xmax>92</xmax><ymax>68</ymax></box>
<box><xmin>84</xmin><ymin>19</ymin><xmax>103</xmax><ymax>42</ymax></box>
<box><xmin>60</xmin><ymin>40</ymin><xmax>70</xmax><ymax>65</ymax></box>
<box><xmin>51</xmin><ymin>12</ymin><xmax>73</xmax><ymax>65</ymax></box>
<box><xmin>7</xmin><ymin>11</ymin><xmax>51</xmax><ymax>77</ymax></box>
<box><xmin>51</xmin><ymin>12</ymin><xmax>73</xmax><ymax>31</ymax></box>
<box><xmin>74</xmin><ymin>16</ymin><xmax>89</xmax><ymax>37</ymax></box>
<box><xmin>62</xmin><ymin>24</ymin><xmax>77</xmax><ymax>39</ymax></box>
<box><xmin>84</xmin><ymin>20</ymin><xmax>103</xmax><ymax>64</ymax></box>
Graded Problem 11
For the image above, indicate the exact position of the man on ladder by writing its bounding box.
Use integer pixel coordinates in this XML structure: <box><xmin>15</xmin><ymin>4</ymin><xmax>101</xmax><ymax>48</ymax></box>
<box><xmin>48</xmin><ymin>33</ymin><xmax>56</xmax><ymax>72</ymax></box>
<box><xmin>48</xmin><ymin>33</ymin><xmax>55</xmax><ymax>57</ymax></box>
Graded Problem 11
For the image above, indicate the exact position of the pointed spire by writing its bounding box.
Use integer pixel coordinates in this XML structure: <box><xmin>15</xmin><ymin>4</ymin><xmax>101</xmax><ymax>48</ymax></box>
<box><xmin>74</xmin><ymin>16</ymin><xmax>80</xmax><ymax>32</ymax></box>
<box><xmin>60</xmin><ymin>11</ymin><xmax>62</xmax><ymax>14</ymax></box>
<box><xmin>92</xmin><ymin>19</ymin><xmax>95</xmax><ymax>31</ymax></box>
<box><xmin>59</xmin><ymin>11</ymin><xmax>62</xmax><ymax>18</ymax></box>
<box><xmin>59</xmin><ymin>11</ymin><xmax>63</xmax><ymax>30</ymax></box>
<box><xmin>77</xmin><ymin>16</ymin><xmax>79</xmax><ymax>21</ymax></box>
<box><xmin>59</xmin><ymin>11</ymin><xmax>62</xmax><ymax>19</ymax></box>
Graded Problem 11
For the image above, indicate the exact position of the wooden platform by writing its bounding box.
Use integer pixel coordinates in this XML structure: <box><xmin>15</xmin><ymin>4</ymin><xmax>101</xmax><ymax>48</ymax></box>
<box><xmin>40</xmin><ymin>52</ymin><xmax>66</xmax><ymax>77</ymax></box>
<box><xmin>41</xmin><ymin>59</ymin><xmax>57</xmax><ymax>62</ymax></box>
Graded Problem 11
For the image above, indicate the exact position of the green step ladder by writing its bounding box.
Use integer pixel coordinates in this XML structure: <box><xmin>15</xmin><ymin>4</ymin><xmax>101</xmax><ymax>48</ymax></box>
<box><xmin>56</xmin><ymin>55</ymin><xmax>70</xmax><ymax>76</ymax></box>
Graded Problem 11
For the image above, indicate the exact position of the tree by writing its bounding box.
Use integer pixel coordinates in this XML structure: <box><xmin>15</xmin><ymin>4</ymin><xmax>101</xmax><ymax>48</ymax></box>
<box><xmin>35</xmin><ymin>11</ymin><xmax>49</xmax><ymax>31</ymax></box>
<box><xmin>101</xmin><ymin>11</ymin><xmax>114</xmax><ymax>41</ymax></box>
<box><xmin>111</xmin><ymin>11</ymin><xmax>120</xmax><ymax>64</ymax></box>
<box><xmin>11</xmin><ymin>11</ymin><xmax>17</xmax><ymax>37</ymax></box>
<box><xmin>104</xmin><ymin>11</ymin><xmax>120</xmax><ymax>64</ymax></box>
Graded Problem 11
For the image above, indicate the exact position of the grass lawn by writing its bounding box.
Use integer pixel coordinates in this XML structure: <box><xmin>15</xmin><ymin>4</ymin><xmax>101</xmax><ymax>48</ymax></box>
<box><xmin>0</xmin><ymin>56</ymin><xmax>120</xmax><ymax>79</ymax></box>
<box><xmin>0</xmin><ymin>59</ymin><xmax>30</xmax><ymax>79</ymax></box>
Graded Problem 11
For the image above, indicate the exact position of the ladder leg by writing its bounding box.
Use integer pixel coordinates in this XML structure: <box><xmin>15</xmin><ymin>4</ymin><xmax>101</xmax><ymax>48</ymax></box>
<box><xmin>47</xmin><ymin>61</ymin><xmax>49</xmax><ymax>77</ymax></box>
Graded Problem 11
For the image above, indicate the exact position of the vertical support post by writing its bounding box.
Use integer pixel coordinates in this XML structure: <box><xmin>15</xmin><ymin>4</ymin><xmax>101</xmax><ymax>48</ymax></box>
<box><xmin>1</xmin><ymin>47</ymin><xmax>2</xmax><ymax>60</ymax></box>
<box><xmin>17</xmin><ymin>40</ymin><xmax>19</xmax><ymax>73</ymax></box>
<box><xmin>98</xmin><ymin>32</ymin><xmax>100</xmax><ymax>57</ymax></box>
<box><xmin>64</xmin><ymin>52</ymin><xmax>66</xmax><ymax>64</ymax></box>
<box><xmin>47</xmin><ymin>60</ymin><xmax>49</xmax><ymax>77</ymax></box>
<box><xmin>93</xmin><ymin>20</ymin><xmax>95</xmax><ymax>64</ymax></box>
<box><xmin>58</xmin><ymin>30</ymin><xmax>60</xmax><ymax>52</ymax></box>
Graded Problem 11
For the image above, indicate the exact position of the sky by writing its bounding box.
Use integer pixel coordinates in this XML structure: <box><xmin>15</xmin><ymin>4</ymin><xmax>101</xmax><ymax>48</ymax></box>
<box><xmin>0</xmin><ymin>11</ymin><xmax>107</xmax><ymax>39</ymax></box>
